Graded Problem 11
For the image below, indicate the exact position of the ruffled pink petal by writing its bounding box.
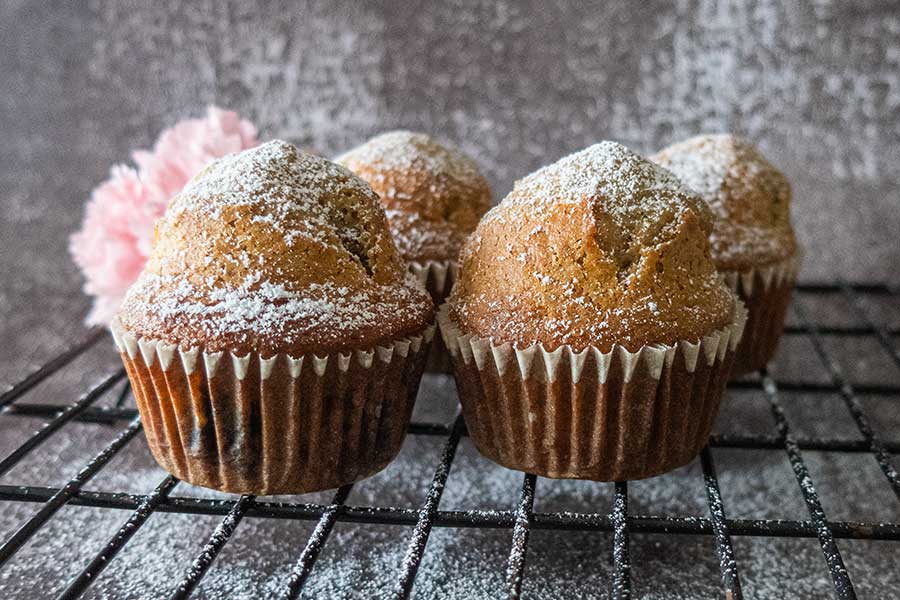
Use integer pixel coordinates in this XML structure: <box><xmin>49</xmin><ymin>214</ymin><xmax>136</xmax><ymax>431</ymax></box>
<box><xmin>69</xmin><ymin>106</ymin><xmax>259</xmax><ymax>326</ymax></box>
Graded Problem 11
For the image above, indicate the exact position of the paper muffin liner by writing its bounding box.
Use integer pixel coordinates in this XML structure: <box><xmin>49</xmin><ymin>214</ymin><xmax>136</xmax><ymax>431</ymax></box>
<box><xmin>722</xmin><ymin>252</ymin><xmax>801</xmax><ymax>377</ymax></box>
<box><xmin>110</xmin><ymin>318</ymin><xmax>434</xmax><ymax>495</ymax></box>
<box><xmin>438</xmin><ymin>301</ymin><xmax>747</xmax><ymax>481</ymax></box>
<box><xmin>409</xmin><ymin>259</ymin><xmax>458</xmax><ymax>373</ymax></box>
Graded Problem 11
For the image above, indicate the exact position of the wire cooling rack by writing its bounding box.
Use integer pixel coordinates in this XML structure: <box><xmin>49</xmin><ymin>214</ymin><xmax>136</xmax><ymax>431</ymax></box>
<box><xmin>0</xmin><ymin>282</ymin><xmax>898</xmax><ymax>599</ymax></box>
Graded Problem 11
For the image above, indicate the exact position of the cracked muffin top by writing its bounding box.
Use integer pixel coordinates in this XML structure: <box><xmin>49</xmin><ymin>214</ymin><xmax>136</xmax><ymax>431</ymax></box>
<box><xmin>118</xmin><ymin>140</ymin><xmax>433</xmax><ymax>356</ymax></box>
<box><xmin>336</xmin><ymin>130</ymin><xmax>492</xmax><ymax>264</ymax></box>
<box><xmin>652</xmin><ymin>134</ymin><xmax>797</xmax><ymax>272</ymax></box>
<box><xmin>449</xmin><ymin>141</ymin><xmax>735</xmax><ymax>352</ymax></box>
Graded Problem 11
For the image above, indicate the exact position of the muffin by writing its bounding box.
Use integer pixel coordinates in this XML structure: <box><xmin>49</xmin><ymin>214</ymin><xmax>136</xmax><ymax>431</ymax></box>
<box><xmin>112</xmin><ymin>140</ymin><xmax>435</xmax><ymax>494</ymax></box>
<box><xmin>442</xmin><ymin>141</ymin><xmax>746</xmax><ymax>481</ymax></box>
<box><xmin>336</xmin><ymin>130</ymin><xmax>492</xmax><ymax>371</ymax></box>
<box><xmin>652</xmin><ymin>135</ymin><xmax>799</xmax><ymax>376</ymax></box>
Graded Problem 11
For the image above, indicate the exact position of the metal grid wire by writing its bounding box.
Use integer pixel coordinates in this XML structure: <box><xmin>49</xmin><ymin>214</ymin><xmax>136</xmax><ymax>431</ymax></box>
<box><xmin>0</xmin><ymin>282</ymin><xmax>898</xmax><ymax>599</ymax></box>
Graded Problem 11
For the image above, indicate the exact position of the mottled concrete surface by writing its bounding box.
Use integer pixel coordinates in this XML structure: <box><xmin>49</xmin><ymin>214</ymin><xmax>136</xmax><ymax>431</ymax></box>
<box><xmin>1</xmin><ymin>1</ymin><xmax>899</xmax><ymax>598</ymax></box>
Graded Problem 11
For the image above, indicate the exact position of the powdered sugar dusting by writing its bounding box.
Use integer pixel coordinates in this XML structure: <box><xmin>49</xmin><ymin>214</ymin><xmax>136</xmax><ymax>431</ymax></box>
<box><xmin>487</xmin><ymin>141</ymin><xmax>698</xmax><ymax>225</ymax></box>
<box><xmin>336</xmin><ymin>130</ymin><xmax>492</xmax><ymax>263</ymax></box>
<box><xmin>171</xmin><ymin>140</ymin><xmax>371</xmax><ymax>248</ymax></box>
<box><xmin>451</xmin><ymin>141</ymin><xmax>732</xmax><ymax>352</ymax></box>
<box><xmin>335</xmin><ymin>130</ymin><xmax>486</xmax><ymax>195</ymax></box>
<box><xmin>651</xmin><ymin>135</ymin><xmax>787</xmax><ymax>216</ymax></box>
<box><xmin>119</xmin><ymin>141</ymin><xmax>433</xmax><ymax>353</ymax></box>
<box><xmin>122</xmin><ymin>272</ymin><xmax>428</xmax><ymax>350</ymax></box>
<box><xmin>652</xmin><ymin>134</ymin><xmax>797</xmax><ymax>270</ymax></box>
<box><xmin>382</xmin><ymin>209</ymin><xmax>454</xmax><ymax>261</ymax></box>
<box><xmin>655</xmin><ymin>144</ymin><xmax>730</xmax><ymax>200</ymax></box>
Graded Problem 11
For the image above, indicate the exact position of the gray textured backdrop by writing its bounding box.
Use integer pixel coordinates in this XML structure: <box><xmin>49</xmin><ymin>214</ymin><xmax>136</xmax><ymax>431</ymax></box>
<box><xmin>1</xmin><ymin>2</ymin><xmax>900</xmax><ymax>598</ymax></box>
<box><xmin>2</xmin><ymin>0</ymin><xmax>900</xmax><ymax>369</ymax></box>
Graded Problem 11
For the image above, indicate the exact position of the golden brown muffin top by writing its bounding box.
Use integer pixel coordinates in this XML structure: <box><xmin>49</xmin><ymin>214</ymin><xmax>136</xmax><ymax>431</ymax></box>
<box><xmin>449</xmin><ymin>141</ymin><xmax>735</xmax><ymax>353</ymax></box>
<box><xmin>118</xmin><ymin>140</ymin><xmax>433</xmax><ymax>356</ymax></box>
<box><xmin>651</xmin><ymin>134</ymin><xmax>797</xmax><ymax>272</ymax></box>
<box><xmin>336</xmin><ymin>130</ymin><xmax>492</xmax><ymax>264</ymax></box>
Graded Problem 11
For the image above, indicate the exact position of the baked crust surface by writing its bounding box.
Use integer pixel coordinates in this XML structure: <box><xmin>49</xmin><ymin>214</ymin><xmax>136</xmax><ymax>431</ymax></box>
<box><xmin>652</xmin><ymin>134</ymin><xmax>797</xmax><ymax>272</ymax></box>
<box><xmin>118</xmin><ymin>140</ymin><xmax>434</xmax><ymax>356</ymax></box>
<box><xmin>337</xmin><ymin>130</ymin><xmax>492</xmax><ymax>263</ymax></box>
<box><xmin>450</xmin><ymin>141</ymin><xmax>734</xmax><ymax>352</ymax></box>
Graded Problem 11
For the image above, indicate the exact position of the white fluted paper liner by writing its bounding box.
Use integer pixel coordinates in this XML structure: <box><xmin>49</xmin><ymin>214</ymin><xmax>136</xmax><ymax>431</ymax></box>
<box><xmin>408</xmin><ymin>259</ymin><xmax>458</xmax><ymax>301</ymax></box>
<box><xmin>437</xmin><ymin>300</ymin><xmax>747</xmax><ymax>481</ymax></box>
<box><xmin>438</xmin><ymin>303</ymin><xmax>747</xmax><ymax>385</ymax></box>
<box><xmin>722</xmin><ymin>252</ymin><xmax>801</xmax><ymax>376</ymax></box>
<box><xmin>722</xmin><ymin>252</ymin><xmax>801</xmax><ymax>296</ymax></box>
<box><xmin>110</xmin><ymin>317</ymin><xmax>434</xmax><ymax>495</ymax></box>
<box><xmin>409</xmin><ymin>259</ymin><xmax>458</xmax><ymax>372</ymax></box>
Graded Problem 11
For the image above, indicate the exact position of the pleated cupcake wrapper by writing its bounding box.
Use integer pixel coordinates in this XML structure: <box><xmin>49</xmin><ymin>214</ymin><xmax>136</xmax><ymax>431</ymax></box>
<box><xmin>409</xmin><ymin>259</ymin><xmax>458</xmax><ymax>301</ymax></box>
<box><xmin>722</xmin><ymin>251</ymin><xmax>802</xmax><ymax>296</ymax></box>
<box><xmin>110</xmin><ymin>317</ymin><xmax>434</xmax><ymax>495</ymax></box>
<box><xmin>409</xmin><ymin>259</ymin><xmax>458</xmax><ymax>373</ymax></box>
<box><xmin>722</xmin><ymin>252</ymin><xmax>801</xmax><ymax>377</ymax></box>
<box><xmin>438</xmin><ymin>300</ymin><xmax>747</xmax><ymax>481</ymax></box>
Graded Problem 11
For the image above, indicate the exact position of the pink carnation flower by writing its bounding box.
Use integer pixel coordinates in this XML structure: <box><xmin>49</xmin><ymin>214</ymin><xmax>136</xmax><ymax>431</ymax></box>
<box><xmin>70</xmin><ymin>106</ymin><xmax>259</xmax><ymax>325</ymax></box>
